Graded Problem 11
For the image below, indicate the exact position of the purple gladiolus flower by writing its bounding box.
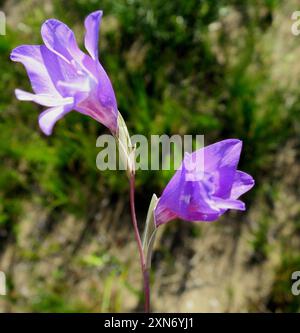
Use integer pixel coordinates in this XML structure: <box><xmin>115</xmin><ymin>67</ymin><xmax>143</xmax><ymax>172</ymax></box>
<box><xmin>10</xmin><ymin>10</ymin><xmax>118</xmax><ymax>135</ymax></box>
<box><xmin>154</xmin><ymin>139</ymin><xmax>254</xmax><ymax>226</ymax></box>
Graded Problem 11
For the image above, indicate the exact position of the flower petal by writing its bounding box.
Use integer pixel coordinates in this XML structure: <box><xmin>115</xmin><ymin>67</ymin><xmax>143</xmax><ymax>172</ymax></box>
<box><xmin>154</xmin><ymin>139</ymin><xmax>254</xmax><ymax>226</ymax></box>
<box><xmin>76</xmin><ymin>88</ymin><xmax>117</xmax><ymax>133</ymax></box>
<box><xmin>212</xmin><ymin>197</ymin><xmax>246</xmax><ymax>211</ymax></box>
<box><xmin>38</xmin><ymin>104</ymin><xmax>73</xmax><ymax>136</ymax></box>
<box><xmin>15</xmin><ymin>89</ymin><xmax>73</xmax><ymax>107</ymax></box>
<box><xmin>10</xmin><ymin>45</ymin><xmax>62</xmax><ymax>95</ymax></box>
<box><xmin>41</xmin><ymin>18</ymin><xmax>102</xmax><ymax>85</ymax></box>
<box><xmin>41</xmin><ymin>19</ymin><xmax>85</xmax><ymax>64</ymax></box>
<box><xmin>154</xmin><ymin>166</ymin><xmax>220</xmax><ymax>226</ymax></box>
<box><xmin>41</xmin><ymin>17</ymin><xmax>117</xmax><ymax>132</ymax></box>
<box><xmin>154</xmin><ymin>204</ymin><xmax>178</xmax><ymax>226</ymax></box>
<box><xmin>84</xmin><ymin>11</ymin><xmax>118</xmax><ymax>119</ymax></box>
<box><xmin>84</xmin><ymin>10</ymin><xmax>103</xmax><ymax>60</ymax></box>
<box><xmin>230</xmin><ymin>170</ymin><xmax>255</xmax><ymax>199</ymax></box>
<box><xmin>196</xmin><ymin>139</ymin><xmax>243</xmax><ymax>198</ymax></box>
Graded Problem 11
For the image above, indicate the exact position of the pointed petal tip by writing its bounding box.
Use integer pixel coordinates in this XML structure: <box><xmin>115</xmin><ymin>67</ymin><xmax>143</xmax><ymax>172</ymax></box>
<box><xmin>14</xmin><ymin>88</ymin><xmax>35</xmax><ymax>102</ymax></box>
<box><xmin>41</xmin><ymin>18</ymin><xmax>70</xmax><ymax>38</ymax></box>
<box><xmin>248</xmin><ymin>176</ymin><xmax>255</xmax><ymax>187</ymax></box>
<box><xmin>41</xmin><ymin>128</ymin><xmax>52</xmax><ymax>136</ymax></box>
<box><xmin>38</xmin><ymin>105</ymin><xmax>72</xmax><ymax>137</ymax></box>
<box><xmin>227</xmin><ymin>138</ymin><xmax>243</xmax><ymax>147</ymax></box>
<box><xmin>15</xmin><ymin>88</ymin><xmax>27</xmax><ymax>100</ymax></box>
<box><xmin>240</xmin><ymin>170</ymin><xmax>255</xmax><ymax>187</ymax></box>
<box><xmin>217</xmin><ymin>138</ymin><xmax>243</xmax><ymax>148</ymax></box>
<box><xmin>90</xmin><ymin>10</ymin><xmax>103</xmax><ymax>18</ymax></box>
<box><xmin>14</xmin><ymin>88</ymin><xmax>21</xmax><ymax>98</ymax></box>
<box><xmin>204</xmin><ymin>138</ymin><xmax>243</xmax><ymax>156</ymax></box>
<box><xmin>41</xmin><ymin>19</ymin><xmax>55</xmax><ymax>32</ymax></box>
<box><xmin>10</xmin><ymin>46</ymin><xmax>27</xmax><ymax>61</ymax></box>
<box><xmin>41</xmin><ymin>19</ymin><xmax>62</xmax><ymax>38</ymax></box>
<box><xmin>238</xmin><ymin>201</ymin><xmax>246</xmax><ymax>211</ymax></box>
<box><xmin>84</xmin><ymin>10</ymin><xmax>104</xmax><ymax>60</ymax></box>
<box><xmin>10</xmin><ymin>50</ymin><xmax>16</xmax><ymax>61</ymax></box>
<box><xmin>38</xmin><ymin>114</ymin><xmax>53</xmax><ymax>136</ymax></box>
<box><xmin>43</xmin><ymin>18</ymin><xmax>60</xmax><ymax>27</ymax></box>
<box><xmin>38</xmin><ymin>117</ymin><xmax>53</xmax><ymax>136</ymax></box>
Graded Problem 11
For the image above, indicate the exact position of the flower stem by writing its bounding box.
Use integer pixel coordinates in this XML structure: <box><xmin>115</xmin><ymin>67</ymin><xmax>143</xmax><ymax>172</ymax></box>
<box><xmin>129</xmin><ymin>174</ymin><xmax>150</xmax><ymax>313</ymax></box>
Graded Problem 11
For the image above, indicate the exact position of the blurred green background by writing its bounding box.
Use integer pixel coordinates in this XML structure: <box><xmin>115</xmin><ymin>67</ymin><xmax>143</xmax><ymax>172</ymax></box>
<box><xmin>1</xmin><ymin>0</ymin><xmax>300</xmax><ymax>312</ymax></box>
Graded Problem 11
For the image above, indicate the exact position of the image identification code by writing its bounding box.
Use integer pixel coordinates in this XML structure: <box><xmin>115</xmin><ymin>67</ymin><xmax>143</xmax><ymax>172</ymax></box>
<box><xmin>104</xmin><ymin>317</ymin><xmax>194</xmax><ymax>330</ymax></box>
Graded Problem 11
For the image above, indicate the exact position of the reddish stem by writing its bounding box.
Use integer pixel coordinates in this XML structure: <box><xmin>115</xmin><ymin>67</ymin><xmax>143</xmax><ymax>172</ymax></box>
<box><xmin>129</xmin><ymin>174</ymin><xmax>150</xmax><ymax>313</ymax></box>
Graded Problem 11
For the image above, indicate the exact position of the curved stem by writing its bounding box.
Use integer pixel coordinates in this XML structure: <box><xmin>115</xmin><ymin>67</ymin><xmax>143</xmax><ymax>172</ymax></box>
<box><xmin>129</xmin><ymin>174</ymin><xmax>150</xmax><ymax>313</ymax></box>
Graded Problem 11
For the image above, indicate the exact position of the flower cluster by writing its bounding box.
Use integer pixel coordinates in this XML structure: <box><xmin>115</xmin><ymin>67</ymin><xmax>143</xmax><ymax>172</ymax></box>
<box><xmin>11</xmin><ymin>10</ymin><xmax>254</xmax><ymax>312</ymax></box>
<box><xmin>11</xmin><ymin>10</ymin><xmax>254</xmax><ymax>224</ymax></box>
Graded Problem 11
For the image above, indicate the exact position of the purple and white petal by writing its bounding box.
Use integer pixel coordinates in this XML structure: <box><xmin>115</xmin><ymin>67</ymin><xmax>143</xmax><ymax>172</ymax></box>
<box><xmin>41</xmin><ymin>19</ymin><xmax>85</xmax><ymax>64</ymax></box>
<box><xmin>200</xmin><ymin>139</ymin><xmax>242</xmax><ymax>198</ymax></box>
<box><xmin>12</xmin><ymin>11</ymin><xmax>120</xmax><ymax>136</ymax></box>
<box><xmin>38</xmin><ymin>104</ymin><xmax>73</xmax><ymax>136</ymax></box>
<box><xmin>212</xmin><ymin>197</ymin><xmax>246</xmax><ymax>211</ymax></box>
<box><xmin>155</xmin><ymin>139</ymin><xmax>254</xmax><ymax>226</ymax></box>
<box><xmin>15</xmin><ymin>89</ymin><xmax>73</xmax><ymax>107</ymax></box>
<box><xmin>230</xmin><ymin>170</ymin><xmax>255</xmax><ymax>199</ymax></box>
<box><xmin>41</xmin><ymin>18</ymin><xmax>99</xmax><ymax>81</ymax></box>
<box><xmin>84</xmin><ymin>10</ymin><xmax>103</xmax><ymax>60</ymax></box>
<box><xmin>10</xmin><ymin>45</ymin><xmax>62</xmax><ymax>96</ymax></box>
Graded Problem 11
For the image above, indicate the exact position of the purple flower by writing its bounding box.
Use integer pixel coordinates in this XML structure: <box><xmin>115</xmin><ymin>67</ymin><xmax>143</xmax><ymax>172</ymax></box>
<box><xmin>11</xmin><ymin>10</ymin><xmax>118</xmax><ymax>135</ymax></box>
<box><xmin>154</xmin><ymin>139</ymin><xmax>254</xmax><ymax>226</ymax></box>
